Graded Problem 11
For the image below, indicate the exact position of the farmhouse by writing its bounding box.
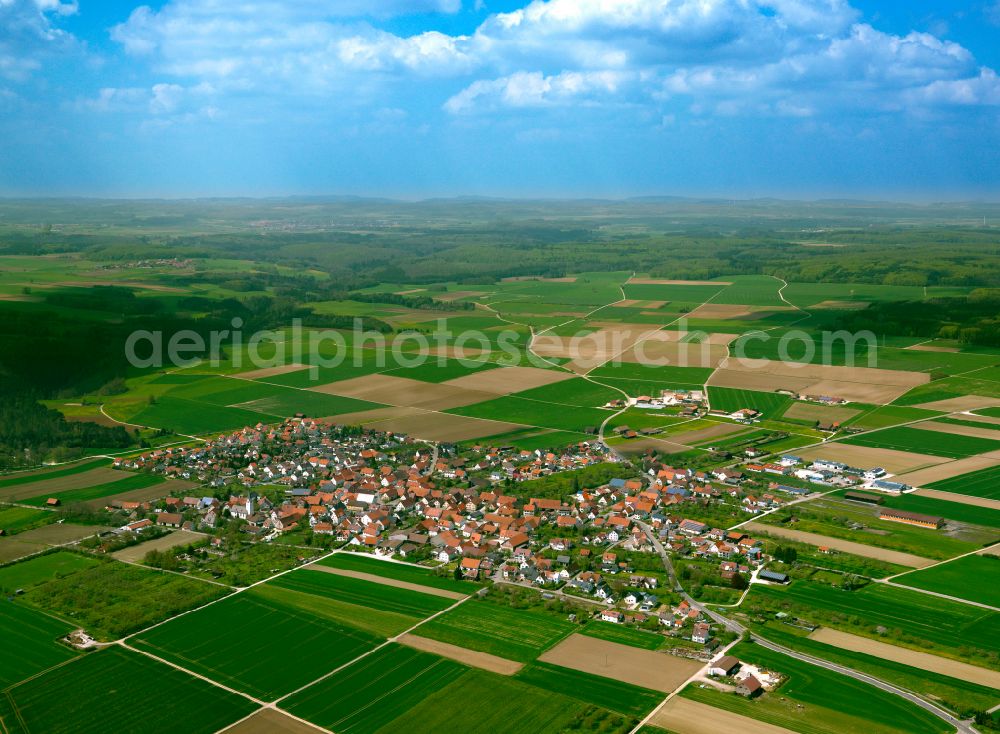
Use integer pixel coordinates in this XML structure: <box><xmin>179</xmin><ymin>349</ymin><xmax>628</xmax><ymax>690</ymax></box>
<box><xmin>709</xmin><ymin>655</ymin><xmax>740</xmax><ymax>676</ymax></box>
<box><xmin>879</xmin><ymin>508</ymin><xmax>943</xmax><ymax>529</ymax></box>
<box><xmin>737</xmin><ymin>675</ymin><xmax>763</xmax><ymax>698</ymax></box>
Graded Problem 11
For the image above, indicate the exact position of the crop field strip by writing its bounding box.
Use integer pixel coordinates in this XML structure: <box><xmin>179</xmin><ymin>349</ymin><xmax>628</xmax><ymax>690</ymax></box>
<box><xmin>315</xmin><ymin>551</ymin><xmax>480</xmax><ymax>593</ymax></box>
<box><xmin>891</xmin><ymin>553</ymin><xmax>1000</xmax><ymax>608</ymax></box>
<box><xmin>280</xmin><ymin>643</ymin><xmax>468</xmax><ymax>734</ymax></box>
<box><xmin>131</xmin><ymin>587</ymin><xmax>384</xmax><ymax>700</ymax></box>
<box><xmin>924</xmin><ymin>462</ymin><xmax>1000</xmax><ymax>499</ymax></box>
<box><xmin>749</xmin><ymin>580</ymin><xmax>1000</xmax><ymax>662</ymax></box>
<box><xmin>0</xmin><ymin>645</ymin><xmax>259</xmax><ymax>734</ymax></box>
<box><xmin>410</xmin><ymin>598</ymin><xmax>578</xmax><ymax>663</ymax></box>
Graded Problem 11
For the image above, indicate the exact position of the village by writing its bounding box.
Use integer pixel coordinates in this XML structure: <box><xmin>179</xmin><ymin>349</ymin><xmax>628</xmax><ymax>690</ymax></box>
<box><xmin>87</xmin><ymin>409</ymin><xmax>846</xmax><ymax>656</ymax></box>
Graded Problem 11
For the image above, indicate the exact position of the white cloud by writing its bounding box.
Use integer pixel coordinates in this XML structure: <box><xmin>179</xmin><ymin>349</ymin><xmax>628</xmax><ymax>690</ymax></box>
<box><xmin>0</xmin><ymin>0</ymin><xmax>77</xmax><ymax>81</ymax></box>
<box><xmin>446</xmin><ymin>70</ymin><xmax>629</xmax><ymax>112</ymax></box>
<box><xmin>107</xmin><ymin>0</ymin><xmax>1000</xmax><ymax>121</ymax></box>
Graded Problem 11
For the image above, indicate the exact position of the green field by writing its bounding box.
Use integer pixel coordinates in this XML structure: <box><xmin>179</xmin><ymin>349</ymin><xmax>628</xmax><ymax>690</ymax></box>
<box><xmin>249</xmin><ymin>580</ymin><xmax>417</xmax><ymax>638</ymax></box>
<box><xmin>0</xmin><ymin>600</ymin><xmax>78</xmax><ymax>689</ymax></box>
<box><xmin>21</xmin><ymin>472</ymin><xmax>166</xmax><ymax>507</ymax></box>
<box><xmin>926</xmin><ymin>464</ymin><xmax>1000</xmax><ymax>500</ymax></box>
<box><xmin>448</xmin><ymin>395</ymin><xmax>612</xmax><ymax>433</ymax></box>
<box><xmin>755</xmin><ymin>623</ymin><xmax>1000</xmax><ymax>719</ymax></box>
<box><xmin>709</xmin><ymin>275</ymin><xmax>786</xmax><ymax>306</ymax></box>
<box><xmin>846</xmin><ymin>405</ymin><xmax>942</xmax><ymax>430</ymax></box>
<box><xmin>588</xmin><ymin>364</ymin><xmax>714</xmax><ymax>387</ymax></box>
<box><xmin>316</xmin><ymin>553</ymin><xmax>478</xmax><ymax>593</ymax></box>
<box><xmin>0</xmin><ymin>459</ymin><xmax>109</xmax><ymax>491</ymax></box>
<box><xmin>0</xmin><ymin>506</ymin><xmax>54</xmax><ymax>535</ymax></box>
<box><xmin>747</xmin><ymin>580</ymin><xmax>1000</xmax><ymax>665</ymax></box>
<box><xmin>893</xmin><ymin>554</ymin><xmax>1000</xmax><ymax>608</ymax></box>
<box><xmin>0</xmin><ymin>551</ymin><xmax>100</xmax><ymax>593</ymax></box>
<box><xmin>707</xmin><ymin>386</ymin><xmax>793</xmax><ymax>418</ymax></box>
<box><xmin>510</xmin><ymin>377</ymin><xmax>624</xmax><ymax>408</ymax></box>
<box><xmin>579</xmin><ymin>620</ymin><xmax>666</xmax><ymax>650</ymax></box>
<box><xmin>368</xmin><ymin>668</ymin><xmax>610</xmax><ymax>734</ymax></box>
<box><xmin>840</xmin><ymin>426</ymin><xmax>1000</xmax><ymax>458</ymax></box>
<box><xmin>933</xmin><ymin>417</ymin><xmax>1000</xmax><ymax>432</ymax></box>
<box><xmin>24</xmin><ymin>559</ymin><xmax>227</xmax><ymax>641</ymax></box>
<box><xmin>131</xmin><ymin>586</ymin><xmax>382</xmax><ymax>700</ymax></box>
<box><xmin>268</xmin><ymin>568</ymin><xmax>453</xmax><ymax>618</ymax></box>
<box><xmin>681</xmin><ymin>643</ymin><xmax>949</xmax><ymax>734</ymax></box>
<box><xmin>411</xmin><ymin>599</ymin><xmax>576</xmax><ymax>662</ymax></box>
<box><xmin>515</xmin><ymin>661</ymin><xmax>663</xmax><ymax>717</ymax></box>
<box><xmin>1</xmin><ymin>646</ymin><xmax>258</xmax><ymax>734</ymax></box>
<box><xmin>281</xmin><ymin>643</ymin><xmax>466</xmax><ymax>733</ymax></box>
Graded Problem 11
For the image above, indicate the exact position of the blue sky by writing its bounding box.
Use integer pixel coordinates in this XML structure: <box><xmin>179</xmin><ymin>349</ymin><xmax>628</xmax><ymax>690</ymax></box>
<box><xmin>1</xmin><ymin>0</ymin><xmax>999</xmax><ymax>199</ymax></box>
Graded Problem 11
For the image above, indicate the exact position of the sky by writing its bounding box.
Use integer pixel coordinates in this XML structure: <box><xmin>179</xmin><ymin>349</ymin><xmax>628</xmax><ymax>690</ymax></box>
<box><xmin>1</xmin><ymin>0</ymin><xmax>999</xmax><ymax>199</ymax></box>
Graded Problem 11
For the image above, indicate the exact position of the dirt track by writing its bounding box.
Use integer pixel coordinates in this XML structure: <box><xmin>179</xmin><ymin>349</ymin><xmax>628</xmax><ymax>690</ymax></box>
<box><xmin>808</xmin><ymin>627</ymin><xmax>1000</xmax><ymax>689</ymax></box>
<box><xmin>538</xmin><ymin>634</ymin><xmax>702</xmax><ymax>693</ymax></box>
<box><xmin>651</xmin><ymin>697</ymin><xmax>798</xmax><ymax>734</ymax></box>
<box><xmin>743</xmin><ymin>522</ymin><xmax>936</xmax><ymax>568</ymax></box>
<box><xmin>398</xmin><ymin>633</ymin><xmax>523</xmax><ymax>675</ymax></box>
<box><xmin>304</xmin><ymin>564</ymin><xmax>467</xmax><ymax>600</ymax></box>
<box><xmin>222</xmin><ymin>709</ymin><xmax>321</xmax><ymax>734</ymax></box>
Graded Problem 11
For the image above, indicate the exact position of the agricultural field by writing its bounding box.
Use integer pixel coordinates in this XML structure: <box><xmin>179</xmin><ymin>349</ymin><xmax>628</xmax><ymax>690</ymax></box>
<box><xmin>315</xmin><ymin>552</ymin><xmax>478</xmax><ymax>594</ymax></box>
<box><xmin>514</xmin><ymin>661</ymin><xmax>663</xmax><ymax>718</ymax></box>
<box><xmin>0</xmin><ymin>506</ymin><xmax>54</xmax><ymax>535</ymax></box>
<box><xmin>746</xmin><ymin>580</ymin><xmax>1000</xmax><ymax>667</ymax></box>
<box><xmin>0</xmin><ymin>600</ymin><xmax>79</xmax><ymax>689</ymax></box>
<box><xmin>0</xmin><ymin>551</ymin><xmax>100</xmax><ymax>593</ymax></box>
<box><xmin>892</xmin><ymin>554</ymin><xmax>1000</xmax><ymax>608</ymax></box>
<box><xmin>447</xmin><ymin>395</ymin><xmax>613</xmax><ymax>433</ymax></box>
<box><xmin>680</xmin><ymin>643</ymin><xmax>951</xmax><ymax>734</ymax></box>
<box><xmin>924</xmin><ymin>463</ymin><xmax>1000</xmax><ymax>500</ymax></box>
<box><xmin>267</xmin><ymin>567</ymin><xmax>455</xmax><ymax>619</ymax></box>
<box><xmin>840</xmin><ymin>425</ymin><xmax>1000</xmax><ymax>458</ymax></box>
<box><xmin>20</xmin><ymin>472</ymin><xmax>168</xmax><ymax>507</ymax></box>
<box><xmin>22</xmin><ymin>559</ymin><xmax>227</xmax><ymax>641</ymax></box>
<box><xmin>130</xmin><ymin>586</ymin><xmax>382</xmax><ymax>700</ymax></box>
<box><xmin>706</xmin><ymin>387</ymin><xmax>793</xmax><ymax>418</ymax></box>
<box><xmin>281</xmin><ymin>643</ymin><xmax>468</xmax><ymax>733</ymax></box>
<box><xmin>410</xmin><ymin>598</ymin><xmax>577</xmax><ymax>663</ymax></box>
<box><xmin>752</xmin><ymin>494</ymin><xmax>992</xmax><ymax>562</ymax></box>
<box><xmin>0</xmin><ymin>523</ymin><xmax>111</xmax><ymax>565</ymax></box>
<box><xmin>365</xmin><ymin>668</ymin><xmax>629</xmax><ymax>734</ymax></box>
<box><xmin>759</xmin><ymin>623</ymin><xmax>1000</xmax><ymax>713</ymax></box>
<box><xmin>0</xmin><ymin>646</ymin><xmax>258</xmax><ymax>734</ymax></box>
<box><xmin>579</xmin><ymin>620</ymin><xmax>667</xmax><ymax>650</ymax></box>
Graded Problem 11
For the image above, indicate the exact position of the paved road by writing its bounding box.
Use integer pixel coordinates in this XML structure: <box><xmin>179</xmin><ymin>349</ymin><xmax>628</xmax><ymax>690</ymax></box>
<box><xmin>633</xmin><ymin>520</ymin><xmax>979</xmax><ymax>734</ymax></box>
